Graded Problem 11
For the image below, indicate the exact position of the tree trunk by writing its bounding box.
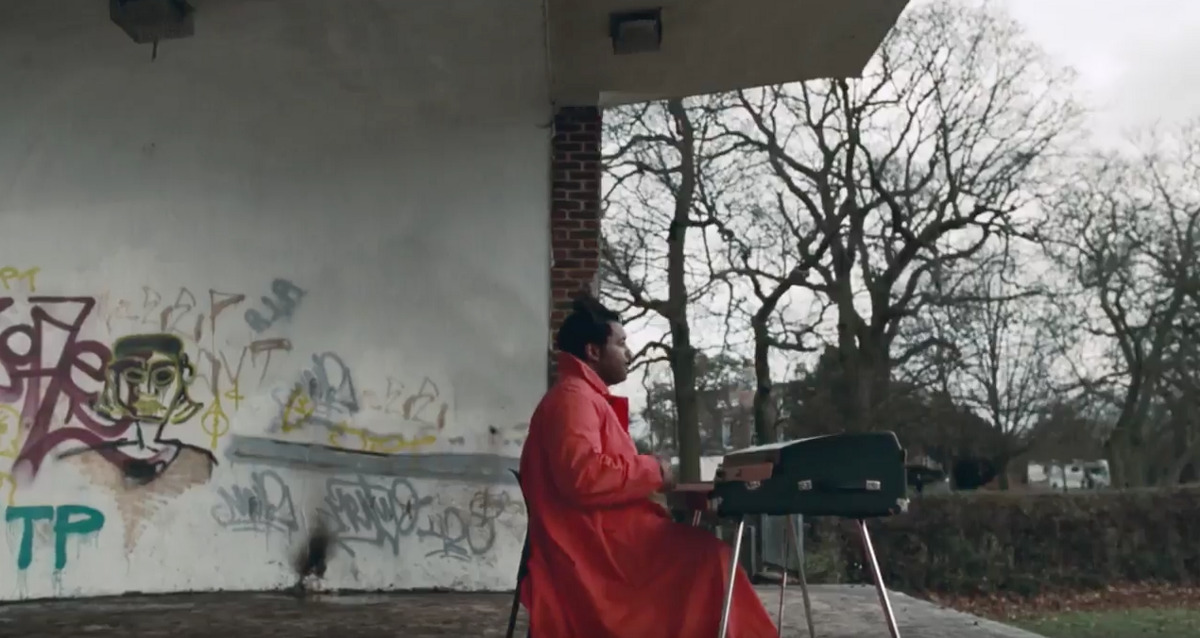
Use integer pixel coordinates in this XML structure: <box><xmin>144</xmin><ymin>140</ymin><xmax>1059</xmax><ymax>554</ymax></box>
<box><xmin>671</xmin><ymin>336</ymin><xmax>702</xmax><ymax>483</ymax></box>
<box><xmin>751</xmin><ymin>318</ymin><xmax>774</xmax><ymax>446</ymax></box>
<box><xmin>664</xmin><ymin>97</ymin><xmax>702</xmax><ymax>484</ymax></box>
<box><xmin>847</xmin><ymin>344</ymin><xmax>891</xmax><ymax>432</ymax></box>
<box><xmin>1102</xmin><ymin>436</ymin><xmax>1123</xmax><ymax>488</ymax></box>
<box><xmin>996</xmin><ymin>456</ymin><xmax>1011</xmax><ymax>490</ymax></box>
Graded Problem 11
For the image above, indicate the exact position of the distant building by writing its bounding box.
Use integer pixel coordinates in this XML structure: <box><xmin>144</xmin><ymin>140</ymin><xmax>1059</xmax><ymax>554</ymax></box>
<box><xmin>1027</xmin><ymin>459</ymin><xmax>1111</xmax><ymax>490</ymax></box>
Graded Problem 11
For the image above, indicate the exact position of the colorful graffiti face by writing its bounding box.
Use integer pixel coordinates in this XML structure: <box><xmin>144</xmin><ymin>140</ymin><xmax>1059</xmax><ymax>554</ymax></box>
<box><xmin>0</xmin><ymin>298</ymin><xmax>219</xmax><ymax>492</ymax></box>
<box><xmin>93</xmin><ymin>334</ymin><xmax>202</xmax><ymax>427</ymax></box>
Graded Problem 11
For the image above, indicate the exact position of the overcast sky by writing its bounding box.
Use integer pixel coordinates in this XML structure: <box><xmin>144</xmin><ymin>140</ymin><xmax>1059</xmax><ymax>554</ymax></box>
<box><xmin>997</xmin><ymin>0</ymin><xmax>1200</xmax><ymax>139</ymax></box>
<box><xmin>618</xmin><ymin>0</ymin><xmax>1200</xmax><ymax>429</ymax></box>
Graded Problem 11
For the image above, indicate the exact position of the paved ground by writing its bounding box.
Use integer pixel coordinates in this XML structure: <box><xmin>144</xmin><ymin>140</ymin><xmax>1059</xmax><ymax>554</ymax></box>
<box><xmin>0</xmin><ymin>585</ymin><xmax>1043</xmax><ymax>637</ymax></box>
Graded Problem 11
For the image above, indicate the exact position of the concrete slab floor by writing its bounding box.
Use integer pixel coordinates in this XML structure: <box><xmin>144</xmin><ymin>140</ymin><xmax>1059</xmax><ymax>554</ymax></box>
<box><xmin>0</xmin><ymin>585</ymin><xmax>1045</xmax><ymax>637</ymax></box>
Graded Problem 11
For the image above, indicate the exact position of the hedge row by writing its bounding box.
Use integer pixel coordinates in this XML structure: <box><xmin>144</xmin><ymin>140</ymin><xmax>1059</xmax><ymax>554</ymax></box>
<box><xmin>799</xmin><ymin>487</ymin><xmax>1200</xmax><ymax>596</ymax></box>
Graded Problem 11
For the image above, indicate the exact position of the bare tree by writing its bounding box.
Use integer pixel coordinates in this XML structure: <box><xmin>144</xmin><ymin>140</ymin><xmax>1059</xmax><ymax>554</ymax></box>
<box><xmin>601</xmin><ymin>97</ymin><xmax>744</xmax><ymax>482</ymax></box>
<box><xmin>1157</xmin><ymin>317</ymin><xmax>1200</xmax><ymax>484</ymax></box>
<box><xmin>718</xmin><ymin>188</ymin><xmax>833</xmax><ymax>445</ymax></box>
<box><xmin>720</xmin><ymin>0</ymin><xmax>1081</xmax><ymax>432</ymax></box>
<box><xmin>1044</xmin><ymin>121</ymin><xmax>1200</xmax><ymax>487</ymax></box>
<box><xmin>924</xmin><ymin>242</ymin><xmax>1066</xmax><ymax>487</ymax></box>
<box><xmin>637</xmin><ymin>351</ymin><xmax>751</xmax><ymax>456</ymax></box>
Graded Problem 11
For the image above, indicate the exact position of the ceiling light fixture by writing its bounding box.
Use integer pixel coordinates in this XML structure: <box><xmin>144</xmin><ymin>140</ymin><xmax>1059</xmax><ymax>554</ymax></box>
<box><xmin>110</xmin><ymin>0</ymin><xmax>195</xmax><ymax>60</ymax></box>
<box><xmin>609</xmin><ymin>9</ymin><xmax>662</xmax><ymax>55</ymax></box>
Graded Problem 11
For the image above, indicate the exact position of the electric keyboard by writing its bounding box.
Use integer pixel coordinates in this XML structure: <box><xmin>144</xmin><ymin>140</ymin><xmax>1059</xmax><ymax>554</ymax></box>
<box><xmin>668</xmin><ymin>432</ymin><xmax>909</xmax><ymax>638</ymax></box>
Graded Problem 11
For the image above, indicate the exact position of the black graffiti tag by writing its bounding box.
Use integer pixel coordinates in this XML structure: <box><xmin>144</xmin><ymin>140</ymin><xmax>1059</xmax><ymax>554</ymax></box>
<box><xmin>244</xmin><ymin>279</ymin><xmax>304</xmax><ymax>333</ymax></box>
<box><xmin>211</xmin><ymin>470</ymin><xmax>300</xmax><ymax>537</ymax></box>
<box><xmin>418</xmin><ymin>489</ymin><xmax>521</xmax><ymax>561</ymax></box>
<box><xmin>319</xmin><ymin>475</ymin><xmax>429</xmax><ymax>556</ymax></box>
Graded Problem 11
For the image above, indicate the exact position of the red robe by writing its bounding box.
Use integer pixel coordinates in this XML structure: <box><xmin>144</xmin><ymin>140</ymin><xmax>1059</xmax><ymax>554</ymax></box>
<box><xmin>518</xmin><ymin>352</ymin><xmax>778</xmax><ymax>637</ymax></box>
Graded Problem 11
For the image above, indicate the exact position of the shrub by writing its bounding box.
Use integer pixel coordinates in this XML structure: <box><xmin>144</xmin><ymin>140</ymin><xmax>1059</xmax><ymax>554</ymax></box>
<box><xmin>801</xmin><ymin>487</ymin><xmax>1200</xmax><ymax>596</ymax></box>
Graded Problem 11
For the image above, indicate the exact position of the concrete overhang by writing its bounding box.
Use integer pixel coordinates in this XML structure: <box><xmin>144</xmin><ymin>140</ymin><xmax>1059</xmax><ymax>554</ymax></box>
<box><xmin>547</xmin><ymin>0</ymin><xmax>911</xmax><ymax>106</ymax></box>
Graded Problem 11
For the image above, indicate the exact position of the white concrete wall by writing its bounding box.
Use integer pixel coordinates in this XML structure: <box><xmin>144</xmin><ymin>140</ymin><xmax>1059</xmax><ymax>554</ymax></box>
<box><xmin>0</xmin><ymin>0</ymin><xmax>550</xmax><ymax>600</ymax></box>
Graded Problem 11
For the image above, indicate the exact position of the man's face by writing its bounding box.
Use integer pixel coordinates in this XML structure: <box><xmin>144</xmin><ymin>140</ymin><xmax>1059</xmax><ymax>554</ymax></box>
<box><xmin>589</xmin><ymin>322</ymin><xmax>632</xmax><ymax>386</ymax></box>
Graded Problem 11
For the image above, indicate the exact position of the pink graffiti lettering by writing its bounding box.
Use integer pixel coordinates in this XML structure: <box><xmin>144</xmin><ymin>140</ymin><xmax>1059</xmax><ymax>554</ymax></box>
<box><xmin>0</xmin><ymin>297</ymin><xmax>135</xmax><ymax>481</ymax></box>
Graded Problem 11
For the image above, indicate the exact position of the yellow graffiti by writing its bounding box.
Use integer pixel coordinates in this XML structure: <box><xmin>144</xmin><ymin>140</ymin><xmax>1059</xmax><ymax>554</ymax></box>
<box><xmin>225</xmin><ymin>380</ymin><xmax>245</xmax><ymax>410</ymax></box>
<box><xmin>328</xmin><ymin>424</ymin><xmax>437</xmax><ymax>454</ymax></box>
<box><xmin>0</xmin><ymin>405</ymin><xmax>19</xmax><ymax>505</ymax></box>
<box><xmin>359</xmin><ymin>377</ymin><xmax>450</xmax><ymax>429</ymax></box>
<box><xmin>0</xmin><ymin>404</ymin><xmax>21</xmax><ymax>459</ymax></box>
<box><xmin>280</xmin><ymin>385</ymin><xmax>315</xmax><ymax>432</ymax></box>
<box><xmin>0</xmin><ymin>393</ymin><xmax>16</xmax><ymax>503</ymax></box>
<box><xmin>200</xmin><ymin>395</ymin><xmax>231</xmax><ymax>450</ymax></box>
<box><xmin>0</xmin><ymin>266</ymin><xmax>38</xmax><ymax>292</ymax></box>
<box><xmin>281</xmin><ymin>384</ymin><xmax>436</xmax><ymax>453</ymax></box>
<box><xmin>0</xmin><ymin>473</ymin><xmax>14</xmax><ymax>506</ymax></box>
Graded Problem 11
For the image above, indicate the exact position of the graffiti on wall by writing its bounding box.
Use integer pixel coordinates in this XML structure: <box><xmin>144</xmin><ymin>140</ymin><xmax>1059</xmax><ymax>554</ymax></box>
<box><xmin>0</xmin><ymin>283</ymin><xmax>296</xmax><ymax>550</ymax></box>
<box><xmin>5</xmin><ymin>504</ymin><xmax>105</xmax><ymax>570</ymax></box>
<box><xmin>319</xmin><ymin>474</ymin><xmax>426</xmax><ymax>556</ymax></box>
<box><xmin>0</xmin><ymin>296</ymin><xmax>213</xmax><ymax>486</ymax></box>
<box><xmin>0</xmin><ymin>267</ymin><xmax>38</xmax><ymax>293</ymax></box>
<box><xmin>316</xmin><ymin>474</ymin><xmax>523</xmax><ymax>561</ymax></box>
<box><xmin>3</xmin><ymin>279</ymin><xmax>460</xmax><ymax>486</ymax></box>
<box><xmin>209</xmin><ymin>469</ymin><xmax>300</xmax><ymax>538</ymax></box>
<box><xmin>276</xmin><ymin>352</ymin><xmax>359</xmax><ymax>433</ymax></box>
<box><xmin>358</xmin><ymin>377</ymin><xmax>449</xmax><ymax>431</ymax></box>
<box><xmin>271</xmin><ymin>355</ymin><xmax>447</xmax><ymax>454</ymax></box>
<box><xmin>207</xmin><ymin>470</ymin><xmax>524</xmax><ymax>564</ymax></box>
<box><xmin>100</xmin><ymin>286</ymin><xmax>293</xmax><ymax>407</ymax></box>
<box><xmin>92</xmin><ymin>285</ymin><xmax>297</xmax><ymax>458</ymax></box>
<box><xmin>65</xmin><ymin>332</ymin><xmax>215</xmax><ymax>483</ymax></box>
<box><xmin>0</xmin><ymin>405</ymin><xmax>18</xmax><ymax>506</ymax></box>
<box><xmin>418</xmin><ymin>487</ymin><xmax>524</xmax><ymax>561</ymax></box>
<box><xmin>0</xmin><ymin>271</ymin><xmax>527</xmax><ymax>575</ymax></box>
<box><xmin>244</xmin><ymin>278</ymin><xmax>305</xmax><ymax>333</ymax></box>
<box><xmin>299</xmin><ymin>352</ymin><xmax>359</xmax><ymax>416</ymax></box>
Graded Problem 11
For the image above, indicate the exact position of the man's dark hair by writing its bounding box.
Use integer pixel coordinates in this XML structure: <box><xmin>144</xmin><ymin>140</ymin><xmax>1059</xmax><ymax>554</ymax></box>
<box><xmin>555</xmin><ymin>294</ymin><xmax>621</xmax><ymax>360</ymax></box>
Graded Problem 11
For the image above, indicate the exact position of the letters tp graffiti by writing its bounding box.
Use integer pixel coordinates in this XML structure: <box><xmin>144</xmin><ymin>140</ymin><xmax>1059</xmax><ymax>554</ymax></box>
<box><xmin>5</xmin><ymin>504</ymin><xmax>105</xmax><ymax>570</ymax></box>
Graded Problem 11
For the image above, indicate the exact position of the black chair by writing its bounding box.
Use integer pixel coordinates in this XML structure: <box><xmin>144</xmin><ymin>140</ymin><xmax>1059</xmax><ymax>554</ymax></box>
<box><xmin>505</xmin><ymin>468</ymin><xmax>532</xmax><ymax>638</ymax></box>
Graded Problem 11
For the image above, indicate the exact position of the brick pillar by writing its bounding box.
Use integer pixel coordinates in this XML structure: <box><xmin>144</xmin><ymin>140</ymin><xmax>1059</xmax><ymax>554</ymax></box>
<box><xmin>548</xmin><ymin>106</ymin><xmax>603</xmax><ymax>386</ymax></box>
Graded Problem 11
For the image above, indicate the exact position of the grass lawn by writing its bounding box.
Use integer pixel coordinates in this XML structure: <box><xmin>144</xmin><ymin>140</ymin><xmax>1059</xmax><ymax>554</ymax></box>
<box><xmin>923</xmin><ymin>584</ymin><xmax>1200</xmax><ymax>638</ymax></box>
<box><xmin>1012</xmin><ymin>607</ymin><xmax>1200</xmax><ymax>638</ymax></box>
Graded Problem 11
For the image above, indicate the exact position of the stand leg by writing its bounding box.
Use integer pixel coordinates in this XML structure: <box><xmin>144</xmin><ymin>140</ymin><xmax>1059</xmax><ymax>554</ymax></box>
<box><xmin>505</xmin><ymin>587</ymin><xmax>521</xmax><ymax>638</ymax></box>
<box><xmin>718</xmin><ymin>516</ymin><xmax>747</xmax><ymax>638</ymax></box>
<box><xmin>776</xmin><ymin>516</ymin><xmax>788</xmax><ymax>637</ymax></box>
<box><xmin>790</xmin><ymin>514</ymin><xmax>816</xmax><ymax>638</ymax></box>
<box><xmin>857</xmin><ymin>520</ymin><xmax>900</xmax><ymax>638</ymax></box>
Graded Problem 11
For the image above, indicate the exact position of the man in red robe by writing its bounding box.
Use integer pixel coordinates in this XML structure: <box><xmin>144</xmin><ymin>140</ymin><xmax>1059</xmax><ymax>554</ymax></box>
<box><xmin>518</xmin><ymin>296</ymin><xmax>778</xmax><ymax>637</ymax></box>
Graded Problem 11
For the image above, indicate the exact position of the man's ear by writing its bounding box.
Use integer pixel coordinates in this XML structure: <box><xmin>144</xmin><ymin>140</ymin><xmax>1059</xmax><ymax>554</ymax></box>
<box><xmin>583</xmin><ymin>342</ymin><xmax>602</xmax><ymax>363</ymax></box>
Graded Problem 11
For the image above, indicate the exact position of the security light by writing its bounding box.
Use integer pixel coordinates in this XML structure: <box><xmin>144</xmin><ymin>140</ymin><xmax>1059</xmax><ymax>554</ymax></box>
<box><xmin>110</xmin><ymin>0</ymin><xmax>195</xmax><ymax>56</ymax></box>
<box><xmin>609</xmin><ymin>9</ymin><xmax>662</xmax><ymax>55</ymax></box>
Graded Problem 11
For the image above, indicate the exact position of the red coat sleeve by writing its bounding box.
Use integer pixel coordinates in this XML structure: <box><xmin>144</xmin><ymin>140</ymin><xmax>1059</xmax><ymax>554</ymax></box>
<box><xmin>541</xmin><ymin>388</ymin><xmax>664</xmax><ymax>507</ymax></box>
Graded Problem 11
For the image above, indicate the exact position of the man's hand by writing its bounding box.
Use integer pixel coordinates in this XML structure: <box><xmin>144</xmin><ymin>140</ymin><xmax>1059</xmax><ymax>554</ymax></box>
<box><xmin>655</xmin><ymin>456</ymin><xmax>676</xmax><ymax>492</ymax></box>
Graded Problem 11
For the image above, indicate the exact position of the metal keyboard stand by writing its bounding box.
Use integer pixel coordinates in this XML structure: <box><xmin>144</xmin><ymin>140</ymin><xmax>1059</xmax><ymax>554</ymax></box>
<box><xmin>775</xmin><ymin>515</ymin><xmax>816</xmax><ymax>637</ymax></box>
<box><xmin>715</xmin><ymin>515</ymin><xmax>820</xmax><ymax>633</ymax></box>
<box><xmin>717</xmin><ymin>514</ymin><xmax>818</xmax><ymax>638</ymax></box>
<box><xmin>718</xmin><ymin>515</ymin><xmax>747</xmax><ymax>638</ymax></box>
<box><xmin>857</xmin><ymin>519</ymin><xmax>901</xmax><ymax>638</ymax></box>
<box><xmin>689</xmin><ymin>510</ymin><xmax>744</xmax><ymax>638</ymax></box>
<box><xmin>718</xmin><ymin>516</ymin><xmax>901</xmax><ymax>638</ymax></box>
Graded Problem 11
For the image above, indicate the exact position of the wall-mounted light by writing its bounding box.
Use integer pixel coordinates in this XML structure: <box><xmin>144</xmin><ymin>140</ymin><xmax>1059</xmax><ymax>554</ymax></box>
<box><xmin>110</xmin><ymin>0</ymin><xmax>195</xmax><ymax>59</ymax></box>
<box><xmin>609</xmin><ymin>9</ymin><xmax>662</xmax><ymax>55</ymax></box>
